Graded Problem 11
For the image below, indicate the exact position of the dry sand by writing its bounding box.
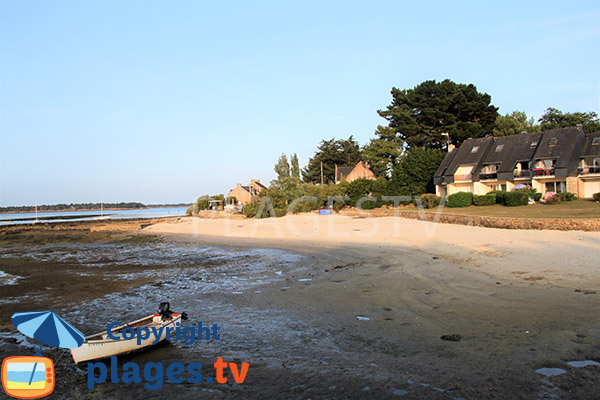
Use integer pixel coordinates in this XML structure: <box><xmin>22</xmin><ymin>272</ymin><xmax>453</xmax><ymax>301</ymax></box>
<box><xmin>146</xmin><ymin>214</ymin><xmax>600</xmax><ymax>289</ymax></box>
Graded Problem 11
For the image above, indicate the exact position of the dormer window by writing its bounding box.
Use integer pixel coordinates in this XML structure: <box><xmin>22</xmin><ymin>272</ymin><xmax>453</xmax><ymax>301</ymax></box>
<box><xmin>530</xmin><ymin>141</ymin><xmax>538</xmax><ymax>148</ymax></box>
<box><xmin>592</xmin><ymin>137</ymin><xmax>600</xmax><ymax>145</ymax></box>
<box><xmin>549</xmin><ymin>138</ymin><xmax>558</xmax><ymax>147</ymax></box>
<box><xmin>471</xmin><ymin>146</ymin><xmax>479</xmax><ymax>153</ymax></box>
<box><xmin>495</xmin><ymin>144</ymin><xmax>504</xmax><ymax>152</ymax></box>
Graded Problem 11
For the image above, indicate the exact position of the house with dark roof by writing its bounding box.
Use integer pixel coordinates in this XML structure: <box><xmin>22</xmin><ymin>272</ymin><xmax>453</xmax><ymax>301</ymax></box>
<box><xmin>577</xmin><ymin>131</ymin><xmax>600</xmax><ymax>198</ymax></box>
<box><xmin>434</xmin><ymin>127</ymin><xmax>599</xmax><ymax>198</ymax></box>
<box><xmin>226</xmin><ymin>179</ymin><xmax>267</xmax><ymax>205</ymax></box>
<box><xmin>335</xmin><ymin>161</ymin><xmax>377</xmax><ymax>184</ymax></box>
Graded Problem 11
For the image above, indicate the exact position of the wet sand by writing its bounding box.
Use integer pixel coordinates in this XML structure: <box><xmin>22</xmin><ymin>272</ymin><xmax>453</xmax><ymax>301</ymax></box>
<box><xmin>1</xmin><ymin>216</ymin><xmax>599</xmax><ymax>399</ymax></box>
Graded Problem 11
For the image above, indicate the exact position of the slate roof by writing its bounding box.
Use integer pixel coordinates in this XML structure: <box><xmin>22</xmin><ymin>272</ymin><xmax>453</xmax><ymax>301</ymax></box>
<box><xmin>433</xmin><ymin>148</ymin><xmax>457</xmax><ymax>184</ymax></box>
<box><xmin>443</xmin><ymin>137</ymin><xmax>494</xmax><ymax>177</ymax></box>
<box><xmin>336</xmin><ymin>166</ymin><xmax>355</xmax><ymax>182</ymax></box>
<box><xmin>479</xmin><ymin>132</ymin><xmax>543</xmax><ymax>173</ymax></box>
<box><xmin>532</xmin><ymin>127</ymin><xmax>585</xmax><ymax>169</ymax></box>
<box><xmin>581</xmin><ymin>131</ymin><xmax>600</xmax><ymax>158</ymax></box>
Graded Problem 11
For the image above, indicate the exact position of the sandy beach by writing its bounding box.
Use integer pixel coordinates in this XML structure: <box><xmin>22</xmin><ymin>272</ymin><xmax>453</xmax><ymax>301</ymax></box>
<box><xmin>1</xmin><ymin>215</ymin><xmax>599</xmax><ymax>399</ymax></box>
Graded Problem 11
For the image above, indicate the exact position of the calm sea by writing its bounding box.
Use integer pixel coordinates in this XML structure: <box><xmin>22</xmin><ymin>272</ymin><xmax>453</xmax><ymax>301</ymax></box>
<box><xmin>0</xmin><ymin>207</ymin><xmax>189</xmax><ymax>226</ymax></box>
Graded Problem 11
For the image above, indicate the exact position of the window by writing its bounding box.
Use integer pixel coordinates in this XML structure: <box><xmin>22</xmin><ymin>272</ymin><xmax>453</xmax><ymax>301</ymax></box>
<box><xmin>592</xmin><ymin>137</ymin><xmax>600</xmax><ymax>145</ymax></box>
<box><xmin>549</xmin><ymin>138</ymin><xmax>558</xmax><ymax>147</ymax></box>
<box><xmin>495</xmin><ymin>144</ymin><xmax>504</xmax><ymax>152</ymax></box>
<box><xmin>545</xmin><ymin>181</ymin><xmax>566</xmax><ymax>193</ymax></box>
<box><xmin>471</xmin><ymin>146</ymin><xmax>479</xmax><ymax>153</ymax></box>
<box><xmin>530</xmin><ymin>141</ymin><xmax>538</xmax><ymax>148</ymax></box>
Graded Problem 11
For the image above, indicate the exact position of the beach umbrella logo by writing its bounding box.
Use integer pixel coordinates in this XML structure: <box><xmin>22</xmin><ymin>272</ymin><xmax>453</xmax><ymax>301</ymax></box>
<box><xmin>1</xmin><ymin>311</ymin><xmax>84</xmax><ymax>399</ymax></box>
<box><xmin>11</xmin><ymin>311</ymin><xmax>85</xmax><ymax>354</ymax></box>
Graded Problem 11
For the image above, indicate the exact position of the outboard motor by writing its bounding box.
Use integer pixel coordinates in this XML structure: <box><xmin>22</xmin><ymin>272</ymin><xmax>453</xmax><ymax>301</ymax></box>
<box><xmin>158</xmin><ymin>302</ymin><xmax>172</xmax><ymax>320</ymax></box>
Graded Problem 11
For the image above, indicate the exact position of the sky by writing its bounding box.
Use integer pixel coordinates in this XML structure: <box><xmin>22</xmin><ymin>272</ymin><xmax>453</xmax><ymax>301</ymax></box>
<box><xmin>1</xmin><ymin>0</ymin><xmax>599</xmax><ymax>206</ymax></box>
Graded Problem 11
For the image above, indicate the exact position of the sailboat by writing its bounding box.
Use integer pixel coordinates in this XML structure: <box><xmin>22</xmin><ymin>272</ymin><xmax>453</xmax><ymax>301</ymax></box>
<box><xmin>93</xmin><ymin>198</ymin><xmax>110</xmax><ymax>220</ymax></box>
<box><xmin>32</xmin><ymin>201</ymin><xmax>40</xmax><ymax>224</ymax></box>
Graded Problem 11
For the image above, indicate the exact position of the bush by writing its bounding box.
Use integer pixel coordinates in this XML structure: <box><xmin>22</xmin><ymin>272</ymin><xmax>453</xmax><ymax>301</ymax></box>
<box><xmin>419</xmin><ymin>194</ymin><xmax>441</xmax><ymax>209</ymax></box>
<box><xmin>594</xmin><ymin>192</ymin><xmax>600</xmax><ymax>202</ymax></box>
<box><xmin>556</xmin><ymin>192</ymin><xmax>576</xmax><ymax>202</ymax></box>
<box><xmin>242</xmin><ymin>201</ymin><xmax>287</xmax><ymax>218</ymax></box>
<box><xmin>473</xmin><ymin>194</ymin><xmax>496</xmax><ymax>206</ymax></box>
<box><xmin>447</xmin><ymin>192</ymin><xmax>474</xmax><ymax>208</ymax></box>
<box><xmin>347</xmin><ymin>178</ymin><xmax>375</xmax><ymax>207</ymax></box>
<box><xmin>516</xmin><ymin>188</ymin><xmax>542</xmax><ymax>202</ymax></box>
<box><xmin>504</xmin><ymin>191</ymin><xmax>529</xmax><ymax>206</ymax></box>
<box><xmin>488</xmin><ymin>190</ymin><xmax>507</xmax><ymax>205</ymax></box>
<box><xmin>545</xmin><ymin>194</ymin><xmax>561</xmax><ymax>205</ymax></box>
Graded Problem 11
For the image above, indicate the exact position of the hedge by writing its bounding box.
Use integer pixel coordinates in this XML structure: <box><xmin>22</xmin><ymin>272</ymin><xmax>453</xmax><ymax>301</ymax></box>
<box><xmin>473</xmin><ymin>194</ymin><xmax>496</xmax><ymax>206</ymax></box>
<box><xmin>447</xmin><ymin>192</ymin><xmax>474</xmax><ymax>208</ymax></box>
<box><xmin>488</xmin><ymin>190</ymin><xmax>507</xmax><ymax>205</ymax></box>
<box><xmin>504</xmin><ymin>191</ymin><xmax>529</xmax><ymax>206</ymax></box>
<box><xmin>557</xmin><ymin>192</ymin><xmax>576</xmax><ymax>202</ymax></box>
<box><xmin>517</xmin><ymin>188</ymin><xmax>542</xmax><ymax>202</ymax></box>
<box><xmin>594</xmin><ymin>192</ymin><xmax>600</xmax><ymax>202</ymax></box>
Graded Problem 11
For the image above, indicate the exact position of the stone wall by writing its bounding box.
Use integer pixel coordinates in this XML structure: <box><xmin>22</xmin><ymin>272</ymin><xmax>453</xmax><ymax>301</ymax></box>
<box><xmin>339</xmin><ymin>208</ymin><xmax>600</xmax><ymax>232</ymax></box>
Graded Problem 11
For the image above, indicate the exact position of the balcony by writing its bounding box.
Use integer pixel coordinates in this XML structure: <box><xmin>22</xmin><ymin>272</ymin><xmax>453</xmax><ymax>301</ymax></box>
<box><xmin>578</xmin><ymin>166</ymin><xmax>600</xmax><ymax>175</ymax></box>
<box><xmin>513</xmin><ymin>170</ymin><xmax>531</xmax><ymax>179</ymax></box>
<box><xmin>454</xmin><ymin>174</ymin><xmax>472</xmax><ymax>182</ymax></box>
<box><xmin>533</xmin><ymin>168</ymin><xmax>555</xmax><ymax>177</ymax></box>
<box><xmin>479</xmin><ymin>172</ymin><xmax>498</xmax><ymax>181</ymax></box>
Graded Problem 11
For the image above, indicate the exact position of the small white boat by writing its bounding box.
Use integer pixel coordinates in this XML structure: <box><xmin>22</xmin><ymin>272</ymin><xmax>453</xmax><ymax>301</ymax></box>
<box><xmin>71</xmin><ymin>303</ymin><xmax>186</xmax><ymax>364</ymax></box>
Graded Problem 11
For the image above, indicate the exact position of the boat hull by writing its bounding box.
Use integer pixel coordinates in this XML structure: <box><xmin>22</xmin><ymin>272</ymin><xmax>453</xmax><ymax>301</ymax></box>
<box><xmin>71</xmin><ymin>315</ymin><xmax>181</xmax><ymax>364</ymax></box>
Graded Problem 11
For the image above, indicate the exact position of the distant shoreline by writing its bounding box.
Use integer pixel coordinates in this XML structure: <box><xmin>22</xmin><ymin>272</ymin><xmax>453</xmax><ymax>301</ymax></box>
<box><xmin>0</xmin><ymin>205</ymin><xmax>190</xmax><ymax>215</ymax></box>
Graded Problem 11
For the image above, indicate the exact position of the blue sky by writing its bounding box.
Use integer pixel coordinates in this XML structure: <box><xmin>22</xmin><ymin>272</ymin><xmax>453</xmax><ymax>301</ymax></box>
<box><xmin>1</xmin><ymin>0</ymin><xmax>599</xmax><ymax>206</ymax></box>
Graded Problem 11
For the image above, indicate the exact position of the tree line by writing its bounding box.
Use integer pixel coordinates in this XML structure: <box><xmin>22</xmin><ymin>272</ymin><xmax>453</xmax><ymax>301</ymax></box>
<box><xmin>0</xmin><ymin>202</ymin><xmax>146</xmax><ymax>213</ymax></box>
<box><xmin>190</xmin><ymin>79</ymin><xmax>599</xmax><ymax>217</ymax></box>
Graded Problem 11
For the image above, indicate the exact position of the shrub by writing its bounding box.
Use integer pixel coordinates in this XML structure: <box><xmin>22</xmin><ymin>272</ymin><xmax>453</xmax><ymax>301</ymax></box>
<box><xmin>242</xmin><ymin>201</ymin><xmax>287</xmax><ymax>218</ymax></box>
<box><xmin>447</xmin><ymin>192</ymin><xmax>474</xmax><ymax>208</ymax></box>
<box><xmin>594</xmin><ymin>192</ymin><xmax>600</xmax><ymax>202</ymax></box>
<box><xmin>473</xmin><ymin>194</ymin><xmax>496</xmax><ymax>206</ymax></box>
<box><xmin>516</xmin><ymin>188</ymin><xmax>542</xmax><ymax>202</ymax></box>
<box><xmin>545</xmin><ymin>194</ymin><xmax>561</xmax><ymax>205</ymax></box>
<box><xmin>504</xmin><ymin>191</ymin><xmax>529</xmax><ymax>206</ymax></box>
<box><xmin>489</xmin><ymin>190</ymin><xmax>507</xmax><ymax>205</ymax></box>
<box><xmin>419</xmin><ymin>194</ymin><xmax>441</xmax><ymax>209</ymax></box>
<box><xmin>556</xmin><ymin>192</ymin><xmax>576</xmax><ymax>202</ymax></box>
<box><xmin>347</xmin><ymin>178</ymin><xmax>375</xmax><ymax>207</ymax></box>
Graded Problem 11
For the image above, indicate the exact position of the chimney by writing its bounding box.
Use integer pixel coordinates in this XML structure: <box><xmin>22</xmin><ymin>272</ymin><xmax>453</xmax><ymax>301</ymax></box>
<box><xmin>448</xmin><ymin>143</ymin><xmax>455</xmax><ymax>152</ymax></box>
<box><xmin>335</xmin><ymin>165</ymin><xmax>338</xmax><ymax>182</ymax></box>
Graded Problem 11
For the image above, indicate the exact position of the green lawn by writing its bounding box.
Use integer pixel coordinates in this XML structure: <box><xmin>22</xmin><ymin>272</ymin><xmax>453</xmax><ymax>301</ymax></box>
<box><xmin>422</xmin><ymin>199</ymin><xmax>600</xmax><ymax>219</ymax></box>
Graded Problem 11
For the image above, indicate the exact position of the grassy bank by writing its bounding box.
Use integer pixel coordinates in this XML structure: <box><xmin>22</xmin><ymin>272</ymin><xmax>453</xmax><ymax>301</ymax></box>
<box><xmin>422</xmin><ymin>199</ymin><xmax>600</xmax><ymax>219</ymax></box>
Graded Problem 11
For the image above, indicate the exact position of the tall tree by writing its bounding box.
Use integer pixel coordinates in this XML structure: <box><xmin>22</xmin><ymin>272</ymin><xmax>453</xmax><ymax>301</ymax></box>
<box><xmin>378</xmin><ymin>79</ymin><xmax>499</xmax><ymax>149</ymax></box>
<box><xmin>290</xmin><ymin>153</ymin><xmax>300</xmax><ymax>180</ymax></box>
<box><xmin>538</xmin><ymin>107</ymin><xmax>600</xmax><ymax>132</ymax></box>
<box><xmin>361</xmin><ymin>125</ymin><xmax>404</xmax><ymax>177</ymax></box>
<box><xmin>391</xmin><ymin>147</ymin><xmax>445</xmax><ymax>195</ymax></box>
<box><xmin>302</xmin><ymin>136</ymin><xmax>361</xmax><ymax>184</ymax></box>
<box><xmin>493</xmin><ymin>111</ymin><xmax>540</xmax><ymax>136</ymax></box>
<box><xmin>272</xmin><ymin>153</ymin><xmax>290</xmax><ymax>186</ymax></box>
